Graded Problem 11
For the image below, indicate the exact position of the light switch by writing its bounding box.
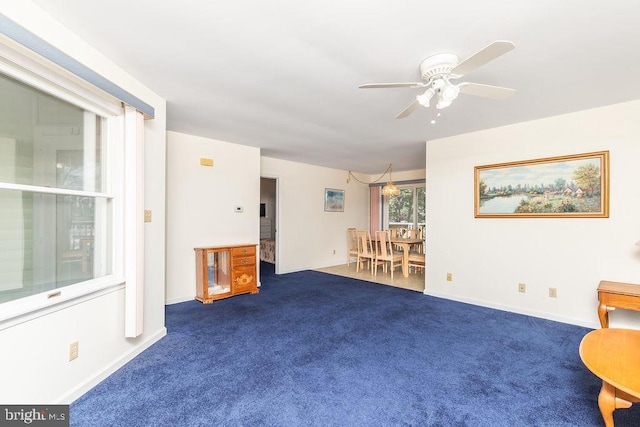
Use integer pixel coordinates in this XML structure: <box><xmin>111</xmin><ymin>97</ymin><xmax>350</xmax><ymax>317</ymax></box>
<box><xmin>144</xmin><ymin>210</ymin><xmax>152</xmax><ymax>222</ymax></box>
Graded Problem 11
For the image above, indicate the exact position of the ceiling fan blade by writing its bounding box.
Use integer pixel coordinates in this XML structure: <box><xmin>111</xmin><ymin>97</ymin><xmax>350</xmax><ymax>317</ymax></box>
<box><xmin>395</xmin><ymin>99</ymin><xmax>421</xmax><ymax>119</ymax></box>
<box><xmin>450</xmin><ymin>40</ymin><xmax>515</xmax><ymax>77</ymax></box>
<box><xmin>359</xmin><ymin>82</ymin><xmax>426</xmax><ymax>89</ymax></box>
<box><xmin>459</xmin><ymin>82</ymin><xmax>515</xmax><ymax>99</ymax></box>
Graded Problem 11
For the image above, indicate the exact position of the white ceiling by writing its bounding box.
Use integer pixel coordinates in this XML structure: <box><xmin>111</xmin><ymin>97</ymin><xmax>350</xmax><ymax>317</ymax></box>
<box><xmin>31</xmin><ymin>0</ymin><xmax>640</xmax><ymax>173</ymax></box>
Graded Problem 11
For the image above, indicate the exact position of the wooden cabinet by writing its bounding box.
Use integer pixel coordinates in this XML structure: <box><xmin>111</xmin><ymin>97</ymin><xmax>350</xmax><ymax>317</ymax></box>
<box><xmin>194</xmin><ymin>244</ymin><xmax>259</xmax><ymax>304</ymax></box>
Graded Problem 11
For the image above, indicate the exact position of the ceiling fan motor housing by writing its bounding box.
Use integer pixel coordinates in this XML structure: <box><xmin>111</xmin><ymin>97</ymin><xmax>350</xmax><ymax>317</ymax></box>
<box><xmin>420</xmin><ymin>53</ymin><xmax>460</xmax><ymax>82</ymax></box>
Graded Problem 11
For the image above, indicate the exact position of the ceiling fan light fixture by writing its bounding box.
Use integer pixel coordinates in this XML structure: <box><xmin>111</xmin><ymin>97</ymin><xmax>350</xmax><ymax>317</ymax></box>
<box><xmin>416</xmin><ymin>88</ymin><xmax>434</xmax><ymax>107</ymax></box>
<box><xmin>436</xmin><ymin>79</ymin><xmax>460</xmax><ymax>109</ymax></box>
<box><xmin>436</xmin><ymin>97</ymin><xmax>452</xmax><ymax>109</ymax></box>
<box><xmin>441</xmin><ymin>81</ymin><xmax>460</xmax><ymax>101</ymax></box>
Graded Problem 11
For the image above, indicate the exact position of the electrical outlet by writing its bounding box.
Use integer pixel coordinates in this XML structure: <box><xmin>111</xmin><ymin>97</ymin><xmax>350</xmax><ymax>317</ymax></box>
<box><xmin>446</xmin><ymin>272</ymin><xmax>452</xmax><ymax>281</ymax></box>
<box><xmin>549</xmin><ymin>288</ymin><xmax>558</xmax><ymax>298</ymax></box>
<box><xmin>518</xmin><ymin>283</ymin><xmax>526</xmax><ymax>293</ymax></box>
<box><xmin>144</xmin><ymin>210</ymin><xmax>152</xmax><ymax>222</ymax></box>
<box><xmin>69</xmin><ymin>341</ymin><xmax>79</xmax><ymax>361</ymax></box>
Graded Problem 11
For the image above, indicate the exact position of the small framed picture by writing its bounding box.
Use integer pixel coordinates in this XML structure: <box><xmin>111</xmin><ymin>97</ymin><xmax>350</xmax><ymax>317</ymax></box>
<box><xmin>324</xmin><ymin>188</ymin><xmax>345</xmax><ymax>212</ymax></box>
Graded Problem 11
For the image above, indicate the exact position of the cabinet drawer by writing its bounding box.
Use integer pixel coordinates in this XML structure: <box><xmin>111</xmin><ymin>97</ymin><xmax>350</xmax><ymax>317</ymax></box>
<box><xmin>231</xmin><ymin>246</ymin><xmax>255</xmax><ymax>258</ymax></box>
<box><xmin>232</xmin><ymin>255</ymin><xmax>255</xmax><ymax>268</ymax></box>
<box><xmin>600</xmin><ymin>292</ymin><xmax>640</xmax><ymax>311</ymax></box>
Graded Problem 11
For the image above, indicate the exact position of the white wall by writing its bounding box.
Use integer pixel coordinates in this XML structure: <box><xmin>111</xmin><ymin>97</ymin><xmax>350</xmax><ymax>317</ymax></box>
<box><xmin>386</xmin><ymin>169</ymin><xmax>426</xmax><ymax>182</ymax></box>
<box><xmin>0</xmin><ymin>2</ymin><xmax>167</xmax><ymax>403</ymax></box>
<box><xmin>165</xmin><ymin>131</ymin><xmax>260</xmax><ymax>304</ymax></box>
<box><xmin>425</xmin><ymin>100</ymin><xmax>640</xmax><ymax>329</ymax></box>
<box><xmin>261</xmin><ymin>157</ymin><xmax>370</xmax><ymax>273</ymax></box>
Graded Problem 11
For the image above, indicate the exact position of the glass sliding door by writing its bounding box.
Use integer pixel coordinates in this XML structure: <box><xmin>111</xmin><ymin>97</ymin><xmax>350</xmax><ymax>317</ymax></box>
<box><xmin>383</xmin><ymin>184</ymin><xmax>425</xmax><ymax>237</ymax></box>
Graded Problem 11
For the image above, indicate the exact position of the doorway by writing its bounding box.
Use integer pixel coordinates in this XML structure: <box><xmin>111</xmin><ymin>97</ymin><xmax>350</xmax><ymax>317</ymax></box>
<box><xmin>259</xmin><ymin>177</ymin><xmax>277</xmax><ymax>277</ymax></box>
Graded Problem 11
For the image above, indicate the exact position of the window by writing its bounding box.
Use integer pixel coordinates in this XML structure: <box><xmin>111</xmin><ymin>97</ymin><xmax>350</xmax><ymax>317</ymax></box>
<box><xmin>0</xmin><ymin>56</ymin><xmax>126</xmax><ymax>322</ymax></box>
<box><xmin>383</xmin><ymin>184</ymin><xmax>425</xmax><ymax>236</ymax></box>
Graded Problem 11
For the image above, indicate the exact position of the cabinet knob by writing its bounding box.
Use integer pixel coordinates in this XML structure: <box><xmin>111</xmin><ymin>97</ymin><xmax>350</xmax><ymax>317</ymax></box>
<box><xmin>242</xmin><ymin>259</ymin><xmax>247</xmax><ymax>264</ymax></box>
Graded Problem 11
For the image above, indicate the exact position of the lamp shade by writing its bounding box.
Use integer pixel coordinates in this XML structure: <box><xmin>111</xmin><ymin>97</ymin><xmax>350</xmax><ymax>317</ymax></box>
<box><xmin>381</xmin><ymin>182</ymin><xmax>400</xmax><ymax>197</ymax></box>
<box><xmin>417</xmin><ymin>88</ymin><xmax>435</xmax><ymax>107</ymax></box>
<box><xmin>436</xmin><ymin>80</ymin><xmax>460</xmax><ymax>109</ymax></box>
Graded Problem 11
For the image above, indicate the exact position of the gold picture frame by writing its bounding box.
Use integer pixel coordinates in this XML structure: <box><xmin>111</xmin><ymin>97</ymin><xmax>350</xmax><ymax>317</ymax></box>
<box><xmin>475</xmin><ymin>151</ymin><xmax>609</xmax><ymax>218</ymax></box>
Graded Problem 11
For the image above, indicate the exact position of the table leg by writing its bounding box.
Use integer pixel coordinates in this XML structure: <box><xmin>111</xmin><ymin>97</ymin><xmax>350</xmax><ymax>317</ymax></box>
<box><xmin>599</xmin><ymin>381</ymin><xmax>616</xmax><ymax>427</ymax></box>
<box><xmin>402</xmin><ymin>244</ymin><xmax>409</xmax><ymax>278</ymax></box>
<box><xmin>597</xmin><ymin>302</ymin><xmax>610</xmax><ymax>328</ymax></box>
<box><xmin>598</xmin><ymin>381</ymin><xmax>633</xmax><ymax>427</ymax></box>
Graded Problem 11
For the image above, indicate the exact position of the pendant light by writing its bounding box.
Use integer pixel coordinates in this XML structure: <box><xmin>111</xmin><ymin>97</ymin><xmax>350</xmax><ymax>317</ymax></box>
<box><xmin>381</xmin><ymin>164</ymin><xmax>401</xmax><ymax>197</ymax></box>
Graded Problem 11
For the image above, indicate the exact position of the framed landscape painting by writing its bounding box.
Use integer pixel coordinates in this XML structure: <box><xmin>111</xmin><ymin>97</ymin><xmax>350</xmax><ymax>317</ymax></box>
<box><xmin>324</xmin><ymin>188</ymin><xmax>345</xmax><ymax>212</ymax></box>
<box><xmin>474</xmin><ymin>151</ymin><xmax>609</xmax><ymax>218</ymax></box>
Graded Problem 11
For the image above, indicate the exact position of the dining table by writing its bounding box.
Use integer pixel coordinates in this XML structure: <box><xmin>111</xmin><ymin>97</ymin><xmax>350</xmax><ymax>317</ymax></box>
<box><xmin>579</xmin><ymin>328</ymin><xmax>640</xmax><ymax>426</ymax></box>
<box><xmin>371</xmin><ymin>235</ymin><xmax>423</xmax><ymax>278</ymax></box>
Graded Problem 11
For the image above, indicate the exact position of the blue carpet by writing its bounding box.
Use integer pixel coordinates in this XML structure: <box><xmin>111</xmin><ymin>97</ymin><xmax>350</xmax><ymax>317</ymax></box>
<box><xmin>70</xmin><ymin>265</ymin><xmax>640</xmax><ymax>426</ymax></box>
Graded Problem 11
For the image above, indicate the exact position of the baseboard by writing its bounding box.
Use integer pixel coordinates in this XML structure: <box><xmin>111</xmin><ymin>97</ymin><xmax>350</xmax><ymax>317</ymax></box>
<box><xmin>165</xmin><ymin>295</ymin><xmax>194</xmax><ymax>305</ymax></box>
<box><xmin>422</xmin><ymin>289</ymin><xmax>598</xmax><ymax>329</ymax></box>
<box><xmin>55</xmin><ymin>326</ymin><xmax>167</xmax><ymax>404</ymax></box>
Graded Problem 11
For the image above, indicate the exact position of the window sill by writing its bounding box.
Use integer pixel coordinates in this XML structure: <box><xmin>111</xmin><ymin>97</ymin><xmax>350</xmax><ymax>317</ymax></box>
<box><xmin>0</xmin><ymin>276</ymin><xmax>125</xmax><ymax>330</ymax></box>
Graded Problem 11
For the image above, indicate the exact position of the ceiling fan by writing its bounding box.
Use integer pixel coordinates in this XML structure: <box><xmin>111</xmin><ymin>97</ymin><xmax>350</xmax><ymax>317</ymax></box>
<box><xmin>359</xmin><ymin>40</ymin><xmax>516</xmax><ymax>121</ymax></box>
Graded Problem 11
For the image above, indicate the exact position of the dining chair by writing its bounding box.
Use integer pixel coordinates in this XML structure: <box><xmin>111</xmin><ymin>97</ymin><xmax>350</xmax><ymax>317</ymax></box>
<box><xmin>407</xmin><ymin>240</ymin><xmax>425</xmax><ymax>274</ymax></box>
<box><xmin>389</xmin><ymin>227</ymin><xmax>403</xmax><ymax>252</ymax></box>
<box><xmin>356</xmin><ymin>230</ymin><xmax>374</xmax><ymax>274</ymax></box>
<box><xmin>395</xmin><ymin>227</ymin><xmax>408</xmax><ymax>239</ymax></box>
<box><xmin>407</xmin><ymin>252</ymin><xmax>425</xmax><ymax>274</ymax></box>
<box><xmin>347</xmin><ymin>228</ymin><xmax>358</xmax><ymax>267</ymax></box>
<box><xmin>374</xmin><ymin>231</ymin><xmax>402</xmax><ymax>278</ymax></box>
<box><xmin>406</xmin><ymin>228</ymin><xmax>423</xmax><ymax>253</ymax></box>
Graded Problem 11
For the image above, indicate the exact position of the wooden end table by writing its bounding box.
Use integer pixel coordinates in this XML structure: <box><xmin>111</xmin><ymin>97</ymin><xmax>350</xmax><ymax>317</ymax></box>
<box><xmin>579</xmin><ymin>328</ymin><xmax>640</xmax><ymax>427</ymax></box>
<box><xmin>597</xmin><ymin>281</ymin><xmax>640</xmax><ymax>328</ymax></box>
